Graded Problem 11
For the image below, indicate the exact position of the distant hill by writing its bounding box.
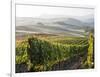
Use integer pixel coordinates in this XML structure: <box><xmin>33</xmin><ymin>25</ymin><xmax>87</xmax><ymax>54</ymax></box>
<box><xmin>16</xmin><ymin>15</ymin><xmax>94</xmax><ymax>37</ymax></box>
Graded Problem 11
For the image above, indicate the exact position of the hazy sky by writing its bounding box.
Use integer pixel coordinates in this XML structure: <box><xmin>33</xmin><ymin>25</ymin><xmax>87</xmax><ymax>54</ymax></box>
<box><xmin>16</xmin><ymin>5</ymin><xmax>94</xmax><ymax>18</ymax></box>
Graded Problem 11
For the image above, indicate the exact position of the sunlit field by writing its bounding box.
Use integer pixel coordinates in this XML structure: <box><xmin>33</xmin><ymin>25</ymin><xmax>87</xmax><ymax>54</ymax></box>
<box><xmin>16</xmin><ymin>33</ymin><xmax>94</xmax><ymax>73</ymax></box>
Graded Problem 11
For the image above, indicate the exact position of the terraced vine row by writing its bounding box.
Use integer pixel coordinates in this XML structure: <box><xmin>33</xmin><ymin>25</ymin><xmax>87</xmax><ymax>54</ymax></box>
<box><xmin>16</xmin><ymin>36</ymin><xmax>89</xmax><ymax>72</ymax></box>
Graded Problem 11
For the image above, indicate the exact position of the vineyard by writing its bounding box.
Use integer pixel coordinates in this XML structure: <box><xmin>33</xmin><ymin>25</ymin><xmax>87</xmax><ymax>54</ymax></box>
<box><xmin>16</xmin><ymin>34</ymin><xmax>94</xmax><ymax>73</ymax></box>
